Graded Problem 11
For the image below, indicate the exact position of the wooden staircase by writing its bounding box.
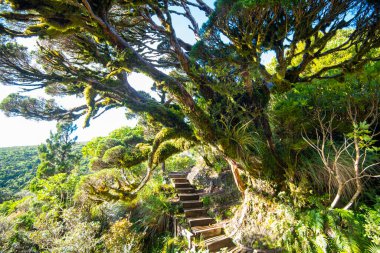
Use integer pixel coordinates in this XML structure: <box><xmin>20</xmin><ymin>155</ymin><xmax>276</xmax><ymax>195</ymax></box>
<box><xmin>169</xmin><ymin>172</ymin><xmax>251</xmax><ymax>253</ymax></box>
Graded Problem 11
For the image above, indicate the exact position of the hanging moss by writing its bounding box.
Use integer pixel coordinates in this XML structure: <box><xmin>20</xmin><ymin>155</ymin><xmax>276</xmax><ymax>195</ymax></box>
<box><xmin>9</xmin><ymin>0</ymin><xmax>86</xmax><ymax>38</ymax></box>
<box><xmin>83</xmin><ymin>85</ymin><xmax>97</xmax><ymax>128</ymax></box>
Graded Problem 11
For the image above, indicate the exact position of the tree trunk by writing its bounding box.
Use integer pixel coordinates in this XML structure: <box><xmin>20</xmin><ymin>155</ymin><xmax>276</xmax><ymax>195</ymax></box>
<box><xmin>161</xmin><ymin>162</ymin><xmax>168</xmax><ymax>184</ymax></box>
<box><xmin>161</xmin><ymin>162</ymin><xmax>166</xmax><ymax>174</ymax></box>
<box><xmin>259</xmin><ymin>113</ymin><xmax>287</xmax><ymax>180</ymax></box>
<box><xmin>330</xmin><ymin>183</ymin><xmax>344</xmax><ymax>209</ymax></box>
<box><xmin>225</xmin><ymin>157</ymin><xmax>246</xmax><ymax>194</ymax></box>
<box><xmin>343</xmin><ymin>140</ymin><xmax>363</xmax><ymax>210</ymax></box>
<box><xmin>344</xmin><ymin>186</ymin><xmax>362</xmax><ymax>210</ymax></box>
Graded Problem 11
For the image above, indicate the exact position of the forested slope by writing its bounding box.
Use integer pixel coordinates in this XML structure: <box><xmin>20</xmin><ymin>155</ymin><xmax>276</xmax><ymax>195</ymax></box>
<box><xmin>0</xmin><ymin>143</ymin><xmax>85</xmax><ymax>203</ymax></box>
<box><xmin>0</xmin><ymin>146</ymin><xmax>39</xmax><ymax>202</ymax></box>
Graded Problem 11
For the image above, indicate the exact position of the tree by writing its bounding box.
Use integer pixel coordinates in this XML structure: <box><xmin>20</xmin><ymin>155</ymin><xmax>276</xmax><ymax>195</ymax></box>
<box><xmin>0</xmin><ymin>0</ymin><xmax>379</xmax><ymax>195</ymax></box>
<box><xmin>36</xmin><ymin>122</ymin><xmax>80</xmax><ymax>178</ymax></box>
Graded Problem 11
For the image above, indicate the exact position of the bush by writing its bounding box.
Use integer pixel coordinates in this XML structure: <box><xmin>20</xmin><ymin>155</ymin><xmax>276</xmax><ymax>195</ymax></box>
<box><xmin>363</xmin><ymin>197</ymin><xmax>380</xmax><ymax>246</ymax></box>
<box><xmin>103</xmin><ymin>218</ymin><xmax>144</xmax><ymax>253</ymax></box>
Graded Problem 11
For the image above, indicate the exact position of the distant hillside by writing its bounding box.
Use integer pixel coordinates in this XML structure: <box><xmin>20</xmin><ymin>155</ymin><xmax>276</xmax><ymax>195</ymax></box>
<box><xmin>0</xmin><ymin>143</ymin><xmax>86</xmax><ymax>203</ymax></box>
<box><xmin>0</xmin><ymin>146</ymin><xmax>39</xmax><ymax>202</ymax></box>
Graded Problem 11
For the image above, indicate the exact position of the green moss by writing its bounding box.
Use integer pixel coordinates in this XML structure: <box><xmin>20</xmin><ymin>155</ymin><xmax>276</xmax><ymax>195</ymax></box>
<box><xmin>83</xmin><ymin>85</ymin><xmax>97</xmax><ymax>128</ymax></box>
<box><xmin>152</xmin><ymin>138</ymin><xmax>192</xmax><ymax>164</ymax></box>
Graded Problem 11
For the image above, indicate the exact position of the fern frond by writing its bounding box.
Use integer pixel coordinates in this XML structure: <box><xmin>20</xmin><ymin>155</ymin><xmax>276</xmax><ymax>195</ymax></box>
<box><xmin>367</xmin><ymin>244</ymin><xmax>380</xmax><ymax>253</ymax></box>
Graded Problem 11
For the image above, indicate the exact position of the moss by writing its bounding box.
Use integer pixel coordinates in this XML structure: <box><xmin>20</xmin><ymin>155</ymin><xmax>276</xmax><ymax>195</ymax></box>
<box><xmin>96</xmin><ymin>138</ymin><xmax>123</xmax><ymax>157</ymax></box>
<box><xmin>102</xmin><ymin>145</ymin><xmax>127</xmax><ymax>166</ymax></box>
<box><xmin>123</xmin><ymin>151</ymin><xmax>149</xmax><ymax>168</ymax></box>
<box><xmin>136</xmin><ymin>143</ymin><xmax>151</xmax><ymax>156</ymax></box>
<box><xmin>148</xmin><ymin>127</ymin><xmax>195</xmax><ymax>167</ymax></box>
<box><xmin>152</xmin><ymin>138</ymin><xmax>192</xmax><ymax>164</ymax></box>
<box><xmin>83</xmin><ymin>85</ymin><xmax>97</xmax><ymax>128</ymax></box>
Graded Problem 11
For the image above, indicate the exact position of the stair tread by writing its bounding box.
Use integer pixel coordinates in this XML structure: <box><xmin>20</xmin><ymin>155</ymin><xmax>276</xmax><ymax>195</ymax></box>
<box><xmin>181</xmin><ymin>200</ymin><xmax>203</xmax><ymax>206</ymax></box>
<box><xmin>179</xmin><ymin>194</ymin><xmax>200</xmax><ymax>201</ymax></box>
<box><xmin>168</xmin><ymin>173</ymin><xmax>188</xmax><ymax>177</ymax></box>
<box><xmin>178</xmin><ymin>193</ymin><xmax>200</xmax><ymax>196</ymax></box>
<box><xmin>174</xmin><ymin>183</ymin><xmax>193</xmax><ymax>188</ymax></box>
<box><xmin>177</xmin><ymin>189</ymin><xmax>196</xmax><ymax>194</ymax></box>
<box><xmin>178</xmin><ymin>189</ymin><xmax>195</xmax><ymax>193</ymax></box>
<box><xmin>184</xmin><ymin>207</ymin><xmax>207</xmax><ymax>212</ymax></box>
<box><xmin>187</xmin><ymin>216</ymin><xmax>215</xmax><ymax>221</ymax></box>
<box><xmin>191</xmin><ymin>223</ymin><xmax>224</xmax><ymax>233</ymax></box>
<box><xmin>204</xmin><ymin>234</ymin><xmax>234</xmax><ymax>246</ymax></box>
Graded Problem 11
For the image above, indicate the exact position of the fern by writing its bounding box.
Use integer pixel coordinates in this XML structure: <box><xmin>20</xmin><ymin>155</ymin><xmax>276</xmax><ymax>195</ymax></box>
<box><xmin>281</xmin><ymin>208</ymin><xmax>370</xmax><ymax>253</ymax></box>
<box><xmin>367</xmin><ymin>244</ymin><xmax>380</xmax><ymax>253</ymax></box>
<box><xmin>307</xmin><ymin>210</ymin><xmax>324</xmax><ymax>234</ymax></box>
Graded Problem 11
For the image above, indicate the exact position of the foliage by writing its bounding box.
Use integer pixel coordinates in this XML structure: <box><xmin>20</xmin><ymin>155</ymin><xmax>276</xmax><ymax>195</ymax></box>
<box><xmin>271</xmin><ymin>62</ymin><xmax>380</xmax><ymax>209</ymax></box>
<box><xmin>150</xmin><ymin>235</ymin><xmax>187</xmax><ymax>253</ymax></box>
<box><xmin>102</xmin><ymin>217</ymin><xmax>144</xmax><ymax>253</ymax></box>
<box><xmin>363</xmin><ymin>197</ymin><xmax>380</xmax><ymax>246</ymax></box>
<box><xmin>226</xmin><ymin>186</ymin><xmax>379</xmax><ymax>252</ymax></box>
<box><xmin>281</xmin><ymin>208</ymin><xmax>368</xmax><ymax>253</ymax></box>
<box><xmin>164</xmin><ymin>152</ymin><xmax>196</xmax><ymax>173</ymax></box>
<box><xmin>36</xmin><ymin>122</ymin><xmax>81</xmax><ymax>178</ymax></box>
<box><xmin>272</xmin><ymin>62</ymin><xmax>380</xmax><ymax>141</ymax></box>
<box><xmin>0</xmin><ymin>146</ymin><xmax>39</xmax><ymax>203</ymax></box>
<box><xmin>131</xmin><ymin>175</ymin><xmax>178</xmax><ymax>252</ymax></box>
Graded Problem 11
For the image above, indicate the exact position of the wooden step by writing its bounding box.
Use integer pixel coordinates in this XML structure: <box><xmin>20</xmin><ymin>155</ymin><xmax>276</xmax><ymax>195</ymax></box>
<box><xmin>177</xmin><ymin>188</ymin><xmax>196</xmax><ymax>194</ymax></box>
<box><xmin>174</xmin><ymin>182</ymin><xmax>192</xmax><ymax>189</ymax></box>
<box><xmin>181</xmin><ymin>200</ymin><xmax>203</xmax><ymax>209</ymax></box>
<box><xmin>188</xmin><ymin>216</ymin><xmax>216</xmax><ymax>227</ymax></box>
<box><xmin>204</xmin><ymin>234</ymin><xmax>235</xmax><ymax>252</ymax></box>
<box><xmin>168</xmin><ymin>172</ymin><xmax>188</xmax><ymax>179</ymax></box>
<box><xmin>172</xmin><ymin>178</ymin><xmax>189</xmax><ymax>183</ymax></box>
<box><xmin>191</xmin><ymin>224</ymin><xmax>223</xmax><ymax>239</ymax></box>
<box><xmin>184</xmin><ymin>207</ymin><xmax>208</xmax><ymax>218</ymax></box>
<box><xmin>179</xmin><ymin>193</ymin><xmax>199</xmax><ymax>201</ymax></box>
